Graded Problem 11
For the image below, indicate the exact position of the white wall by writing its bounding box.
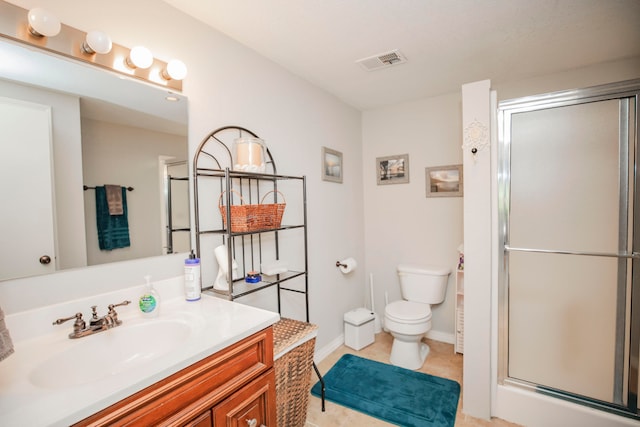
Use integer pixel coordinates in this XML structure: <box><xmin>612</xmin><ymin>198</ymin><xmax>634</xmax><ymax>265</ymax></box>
<box><xmin>0</xmin><ymin>0</ymin><xmax>364</xmax><ymax>353</ymax></box>
<box><xmin>362</xmin><ymin>92</ymin><xmax>464</xmax><ymax>341</ymax></box>
<box><xmin>81</xmin><ymin>118</ymin><xmax>185</xmax><ymax>265</ymax></box>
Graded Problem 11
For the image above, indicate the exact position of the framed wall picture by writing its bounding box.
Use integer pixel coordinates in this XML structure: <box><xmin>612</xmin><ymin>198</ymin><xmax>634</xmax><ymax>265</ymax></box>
<box><xmin>426</xmin><ymin>164</ymin><xmax>463</xmax><ymax>197</ymax></box>
<box><xmin>376</xmin><ymin>154</ymin><xmax>409</xmax><ymax>185</ymax></box>
<box><xmin>321</xmin><ymin>146</ymin><xmax>343</xmax><ymax>183</ymax></box>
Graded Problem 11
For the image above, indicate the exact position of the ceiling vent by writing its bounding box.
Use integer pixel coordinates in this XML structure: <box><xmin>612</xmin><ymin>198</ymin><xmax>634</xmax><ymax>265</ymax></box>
<box><xmin>356</xmin><ymin>49</ymin><xmax>407</xmax><ymax>71</ymax></box>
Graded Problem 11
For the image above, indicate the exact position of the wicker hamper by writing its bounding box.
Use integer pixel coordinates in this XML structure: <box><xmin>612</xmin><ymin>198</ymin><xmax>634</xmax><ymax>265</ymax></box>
<box><xmin>273</xmin><ymin>318</ymin><xmax>318</xmax><ymax>427</ymax></box>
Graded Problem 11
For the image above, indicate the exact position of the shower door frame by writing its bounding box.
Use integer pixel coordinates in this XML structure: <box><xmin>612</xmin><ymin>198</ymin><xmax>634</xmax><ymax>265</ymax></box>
<box><xmin>497</xmin><ymin>79</ymin><xmax>640</xmax><ymax>419</ymax></box>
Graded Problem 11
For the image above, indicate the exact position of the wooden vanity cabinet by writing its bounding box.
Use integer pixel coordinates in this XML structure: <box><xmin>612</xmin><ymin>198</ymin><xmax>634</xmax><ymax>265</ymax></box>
<box><xmin>74</xmin><ymin>327</ymin><xmax>276</xmax><ymax>427</ymax></box>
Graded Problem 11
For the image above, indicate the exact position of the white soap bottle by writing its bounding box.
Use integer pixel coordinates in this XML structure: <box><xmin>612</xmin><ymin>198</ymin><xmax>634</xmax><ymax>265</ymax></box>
<box><xmin>139</xmin><ymin>275</ymin><xmax>160</xmax><ymax>317</ymax></box>
<box><xmin>184</xmin><ymin>250</ymin><xmax>202</xmax><ymax>301</ymax></box>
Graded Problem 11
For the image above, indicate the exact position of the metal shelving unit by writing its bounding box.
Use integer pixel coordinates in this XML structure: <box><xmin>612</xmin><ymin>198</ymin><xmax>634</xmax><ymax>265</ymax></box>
<box><xmin>195</xmin><ymin>166</ymin><xmax>308</xmax><ymax>311</ymax></box>
<box><xmin>193</xmin><ymin>125</ymin><xmax>324</xmax><ymax>411</ymax></box>
<box><xmin>193</xmin><ymin>126</ymin><xmax>307</xmax><ymax>302</ymax></box>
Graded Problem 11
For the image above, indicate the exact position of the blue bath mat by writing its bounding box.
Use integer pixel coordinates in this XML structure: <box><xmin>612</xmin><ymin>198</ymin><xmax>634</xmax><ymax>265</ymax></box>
<box><xmin>311</xmin><ymin>354</ymin><xmax>460</xmax><ymax>427</ymax></box>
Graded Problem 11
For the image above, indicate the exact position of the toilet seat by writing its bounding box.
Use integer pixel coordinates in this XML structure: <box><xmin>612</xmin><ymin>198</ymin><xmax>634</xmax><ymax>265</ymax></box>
<box><xmin>385</xmin><ymin>300</ymin><xmax>431</xmax><ymax>324</ymax></box>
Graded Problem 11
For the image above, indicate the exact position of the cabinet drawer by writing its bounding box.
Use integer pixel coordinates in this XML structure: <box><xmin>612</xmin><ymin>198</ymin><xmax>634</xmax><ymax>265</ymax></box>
<box><xmin>213</xmin><ymin>369</ymin><xmax>276</xmax><ymax>427</ymax></box>
<box><xmin>74</xmin><ymin>327</ymin><xmax>273</xmax><ymax>427</ymax></box>
<box><xmin>183</xmin><ymin>410</ymin><xmax>212</xmax><ymax>427</ymax></box>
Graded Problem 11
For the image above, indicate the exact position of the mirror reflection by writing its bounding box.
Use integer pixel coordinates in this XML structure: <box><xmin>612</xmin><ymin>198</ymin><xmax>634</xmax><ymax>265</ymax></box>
<box><xmin>0</xmin><ymin>39</ymin><xmax>189</xmax><ymax>281</ymax></box>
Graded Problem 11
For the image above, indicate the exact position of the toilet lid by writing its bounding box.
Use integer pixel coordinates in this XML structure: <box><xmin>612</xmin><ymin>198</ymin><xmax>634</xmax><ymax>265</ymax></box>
<box><xmin>385</xmin><ymin>301</ymin><xmax>431</xmax><ymax>322</ymax></box>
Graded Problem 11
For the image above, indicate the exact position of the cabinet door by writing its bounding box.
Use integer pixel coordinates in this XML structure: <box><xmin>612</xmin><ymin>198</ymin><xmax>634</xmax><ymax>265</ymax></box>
<box><xmin>213</xmin><ymin>370</ymin><xmax>276</xmax><ymax>427</ymax></box>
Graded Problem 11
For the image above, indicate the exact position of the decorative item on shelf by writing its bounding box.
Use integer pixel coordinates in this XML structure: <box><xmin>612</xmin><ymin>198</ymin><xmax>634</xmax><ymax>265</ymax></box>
<box><xmin>233</xmin><ymin>137</ymin><xmax>267</xmax><ymax>173</ymax></box>
<box><xmin>218</xmin><ymin>189</ymin><xmax>286</xmax><ymax>233</ymax></box>
<box><xmin>457</xmin><ymin>243</ymin><xmax>464</xmax><ymax>270</ymax></box>
<box><xmin>261</xmin><ymin>260</ymin><xmax>289</xmax><ymax>276</ymax></box>
<box><xmin>245</xmin><ymin>271</ymin><xmax>262</xmax><ymax>283</ymax></box>
<box><xmin>213</xmin><ymin>245</ymin><xmax>238</xmax><ymax>291</ymax></box>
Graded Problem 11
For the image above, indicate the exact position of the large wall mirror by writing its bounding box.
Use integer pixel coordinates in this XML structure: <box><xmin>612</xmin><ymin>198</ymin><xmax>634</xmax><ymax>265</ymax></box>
<box><xmin>0</xmin><ymin>38</ymin><xmax>190</xmax><ymax>281</ymax></box>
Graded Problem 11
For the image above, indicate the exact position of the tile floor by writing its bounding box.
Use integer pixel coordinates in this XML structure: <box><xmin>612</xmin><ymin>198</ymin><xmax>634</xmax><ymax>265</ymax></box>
<box><xmin>305</xmin><ymin>332</ymin><xmax>521</xmax><ymax>426</ymax></box>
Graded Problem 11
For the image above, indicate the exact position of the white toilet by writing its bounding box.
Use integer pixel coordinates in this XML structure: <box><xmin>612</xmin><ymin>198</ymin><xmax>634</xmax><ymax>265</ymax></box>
<box><xmin>384</xmin><ymin>264</ymin><xmax>450</xmax><ymax>370</ymax></box>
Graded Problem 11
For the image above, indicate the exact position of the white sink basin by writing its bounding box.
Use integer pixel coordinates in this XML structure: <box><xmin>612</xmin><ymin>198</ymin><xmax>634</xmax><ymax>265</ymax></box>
<box><xmin>29</xmin><ymin>318</ymin><xmax>191</xmax><ymax>389</ymax></box>
<box><xmin>1</xmin><ymin>294</ymin><xmax>280</xmax><ymax>427</ymax></box>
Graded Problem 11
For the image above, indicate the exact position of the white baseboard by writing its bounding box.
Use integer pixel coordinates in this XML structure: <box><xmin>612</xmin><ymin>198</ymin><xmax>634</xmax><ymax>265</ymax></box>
<box><xmin>313</xmin><ymin>330</ymin><xmax>455</xmax><ymax>363</ymax></box>
<box><xmin>313</xmin><ymin>334</ymin><xmax>344</xmax><ymax>363</ymax></box>
<box><xmin>426</xmin><ymin>329</ymin><xmax>455</xmax><ymax>345</ymax></box>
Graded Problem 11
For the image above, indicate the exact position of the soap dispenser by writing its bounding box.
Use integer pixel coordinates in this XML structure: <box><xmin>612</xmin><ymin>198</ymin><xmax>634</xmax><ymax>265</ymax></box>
<box><xmin>184</xmin><ymin>250</ymin><xmax>202</xmax><ymax>301</ymax></box>
<box><xmin>139</xmin><ymin>275</ymin><xmax>160</xmax><ymax>317</ymax></box>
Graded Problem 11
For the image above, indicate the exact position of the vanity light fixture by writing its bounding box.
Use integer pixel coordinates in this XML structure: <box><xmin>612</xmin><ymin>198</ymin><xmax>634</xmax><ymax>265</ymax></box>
<box><xmin>126</xmin><ymin>46</ymin><xmax>154</xmax><ymax>69</ymax></box>
<box><xmin>81</xmin><ymin>30</ymin><xmax>112</xmax><ymax>55</ymax></box>
<box><xmin>27</xmin><ymin>7</ymin><xmax>61</xmax><ymax>37</ymax></box>
<box><xmin>161</xmin><ymin>59</ymin><xmax>188</xmax><ymax>81</ymax></box>
<box><xmin>1</xmin><ymin>2</ymin><xmax>183</xmax><ymax>91</ymax></box>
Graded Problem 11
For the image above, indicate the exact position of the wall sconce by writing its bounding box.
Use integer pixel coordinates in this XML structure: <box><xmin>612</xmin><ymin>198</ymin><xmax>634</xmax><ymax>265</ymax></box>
<box><xmin>27</xmin><ymin>8</ymin><xmax>61</xmax><ymax>37</ymax></box>
<box><xmin>161</xmin><ymin>59</ymin><xmax>188</xmax><ymax>81</ymax></box>
<box><xmin>126</xmin><ymin>46</ymin><xmax>154</xmax><ymax>69</ymax></box>
<box><xmin>81</xmin><ymin>30</ymin><xmax>112</xmax><ymax>55</ymax></box>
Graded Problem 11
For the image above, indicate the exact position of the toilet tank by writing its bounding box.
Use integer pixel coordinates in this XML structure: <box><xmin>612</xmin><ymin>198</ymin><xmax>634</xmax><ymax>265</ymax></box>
<box><xmin>397</xmin><ymin>264</ymin><xmax>451</xmax><ymax>304</ymax></box>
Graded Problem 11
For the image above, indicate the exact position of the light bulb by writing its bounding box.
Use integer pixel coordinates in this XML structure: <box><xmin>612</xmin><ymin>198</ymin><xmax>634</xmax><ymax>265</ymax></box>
<box><xmin>82</xmin><ymin>31</ymin><xmax>112</xmax><ymax>55</ymax></box>
<box><xmin>126</xmin><ymin>46</ymin><xmax>153</xmax><ymax>69</ymax></box>
<box><xmin>162</xmin><ymin>59</ymin><xmax>188</xmax><ymax>81</ymax></box>
<box><xmin>27</xmin><ymin>8</ymin><xmax>61</xmax><ymax>37</ymax></box>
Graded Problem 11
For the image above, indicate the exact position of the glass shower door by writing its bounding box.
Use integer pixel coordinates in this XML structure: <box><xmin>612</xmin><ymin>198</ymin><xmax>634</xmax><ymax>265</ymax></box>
<box><xmin>500</xmin><ymin>81</ymin><xmax>640</xmax><ymax>416</ymax></box>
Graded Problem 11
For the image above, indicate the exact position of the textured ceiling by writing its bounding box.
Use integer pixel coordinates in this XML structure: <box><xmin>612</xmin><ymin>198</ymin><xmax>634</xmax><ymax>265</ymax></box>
<box><xmin>164</xmin><ymin>0</ymin><xmax>640</xmax><ymax>110</ymax></box>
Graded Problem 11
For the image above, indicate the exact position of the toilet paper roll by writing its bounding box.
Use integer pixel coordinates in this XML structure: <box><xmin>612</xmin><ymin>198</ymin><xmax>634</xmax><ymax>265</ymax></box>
<box><xmin>339</xmin><ymin>257</ymin><xmax>357</xmax><ymax>274</ymax></box>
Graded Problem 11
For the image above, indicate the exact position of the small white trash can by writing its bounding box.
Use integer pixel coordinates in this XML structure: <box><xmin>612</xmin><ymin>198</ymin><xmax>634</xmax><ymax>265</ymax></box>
<box><xmin>344</xmin><ymin>308</ymin><xmax>375</xmax><ymax>350</ymax></box>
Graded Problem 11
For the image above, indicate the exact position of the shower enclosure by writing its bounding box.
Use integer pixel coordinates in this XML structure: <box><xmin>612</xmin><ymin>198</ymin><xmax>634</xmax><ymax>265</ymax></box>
<box><xmin>498</xmin><ymin>79</ymin><xmax>640</xmax><ymax>419</ymax></box>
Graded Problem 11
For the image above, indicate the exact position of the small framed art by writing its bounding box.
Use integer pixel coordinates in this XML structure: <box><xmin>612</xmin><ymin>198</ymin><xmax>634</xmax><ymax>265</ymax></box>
<box><xmin>322</xmin><ymin>146</ymin><xmax>343</xmax><ymax>183</ymax></box>
<box><xmin>426</xmin><ymin>164</ymin><xmax>463</xmax><ymax>197</ymax></box>
<box><xmin>376</xmin><ymin>154</ymin><xmax>409</xmax><ymax>185</ymax></box>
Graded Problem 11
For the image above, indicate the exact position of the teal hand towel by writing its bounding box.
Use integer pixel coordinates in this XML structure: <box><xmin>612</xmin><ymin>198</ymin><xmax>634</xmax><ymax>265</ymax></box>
<box><xmin>95</xmin><ymin>186</ymin><xmax>130</xmax><ymax>250</ymax></box>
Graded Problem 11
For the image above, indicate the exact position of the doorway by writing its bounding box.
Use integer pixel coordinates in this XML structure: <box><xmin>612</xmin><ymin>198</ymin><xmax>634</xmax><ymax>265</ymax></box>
<box><xmin>498</xmin><ymin>79</ymin><xmax>640</xmax><ymax>418</ymax></box>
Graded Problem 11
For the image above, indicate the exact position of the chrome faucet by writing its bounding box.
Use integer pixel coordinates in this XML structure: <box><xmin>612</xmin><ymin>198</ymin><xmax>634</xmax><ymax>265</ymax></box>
<box><xmin>53</xmin><ymin>300</ymin><xmax>131</xmax><ymax>339</ymax></box>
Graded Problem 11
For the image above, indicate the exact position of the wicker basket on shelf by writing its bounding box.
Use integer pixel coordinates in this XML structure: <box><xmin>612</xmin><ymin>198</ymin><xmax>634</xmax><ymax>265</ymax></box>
<box><xmin>218</xmin><ymin>189</ymin><xmax>286</xmax><ymax>232</ymax></box>
<box><xmin>273</xmin><ymin>318</ymin><xmax>318</xmax><ymax>427</ymax></box>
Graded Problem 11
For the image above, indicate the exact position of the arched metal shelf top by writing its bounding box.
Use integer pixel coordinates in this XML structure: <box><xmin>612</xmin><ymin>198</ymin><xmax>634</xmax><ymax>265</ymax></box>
<box><xmin>193</xmin><ymin>125</ymin><xmax>277</xmax><ymax>175</ymax></box>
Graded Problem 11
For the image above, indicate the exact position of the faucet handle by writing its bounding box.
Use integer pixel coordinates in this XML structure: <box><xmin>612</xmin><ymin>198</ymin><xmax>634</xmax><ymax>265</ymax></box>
<box><xmin>53</xmin><ymin>312</ymin><xmax>83</xmax><ymax>325</ymax></box>
<box><xmin>52</xmin><ymin>312</ymin><xmax>86</xmax><ymax>334</ymax></box>
<box><xmin>108</xmin><ymin>300</ymin><xmax>131</xmax><ymax>312</ymax></box>
<box><xmin>107</xmin><ymin>300</ymin><xmax>131</xmax><ymax>325</ymax></box>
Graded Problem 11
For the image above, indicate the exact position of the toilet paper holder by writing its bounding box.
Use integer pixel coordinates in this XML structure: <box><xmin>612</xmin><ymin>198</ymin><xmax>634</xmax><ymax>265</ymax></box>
<box><xmin>335</xmin><ymin>257</ymin><xmax>357</xmax><ymax>274</ymax></box>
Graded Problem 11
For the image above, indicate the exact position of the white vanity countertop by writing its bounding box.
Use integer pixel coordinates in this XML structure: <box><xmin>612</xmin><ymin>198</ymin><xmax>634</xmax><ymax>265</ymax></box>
<box><xmin>0</xmin><ymin>292</ymin><xmax>280</xmax><ymax>427</ymax></box>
